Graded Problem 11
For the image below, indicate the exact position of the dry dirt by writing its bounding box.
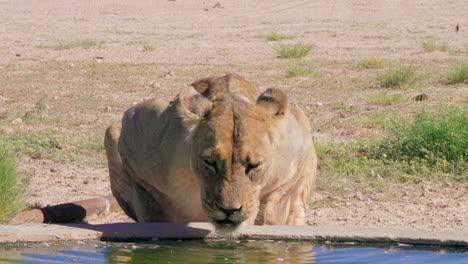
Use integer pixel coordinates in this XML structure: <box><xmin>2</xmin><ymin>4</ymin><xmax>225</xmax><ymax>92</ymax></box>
<box><xmin>0</xmin><ymin>0</ymin><xmax>467</xmax><ymax>231</ymax></box>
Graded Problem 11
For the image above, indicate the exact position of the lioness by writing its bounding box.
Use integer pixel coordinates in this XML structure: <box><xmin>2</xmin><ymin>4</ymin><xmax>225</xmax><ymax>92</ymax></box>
<box><xmin>105</xmin><ymin>73</ymin><xmax>317</xmax><ymax>230</ymax></box>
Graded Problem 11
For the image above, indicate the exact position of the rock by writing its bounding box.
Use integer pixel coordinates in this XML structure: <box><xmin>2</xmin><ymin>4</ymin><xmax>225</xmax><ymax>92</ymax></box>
<box><xmin>12</xmin><ymin>118</ymin><xmax>23</xmax><ymax>124</ymax></box>
<box><xmin>313</xmin><ymin>102</ymin><xmax>323</xmax><ymax>107</ymax></box>
<box><xmin>56</xmin><ymin>143</ymin><xmax>72</xmax><ymax>150</ymax></box>
<box><xmin>104</xmin><ymin>105</ymin><xmax>112</xmax><ymax>112</ymax></box>
<box><xmin>212</xmin><ymin>2</ymin><xmax>223</xmax><ymax>8</ymax></box>
<box><xmin>149</xmin><ymin>81</ymin><xmax>161</xmax><ymax>89</ymax></box>
<box><xmin>413</xmin><ymin>93</ymin><xmax>428</xmax><ymax>101</ymax></box>
<box><xmin>370</xmin><ymin>167</ymin><xmax>381</xmax><ymax>178</ymax></box>
<box><xmin>339</xmin><ymin>112</ymin><xmax>346</xmax><ymax>118</ymax></box>
<box><xmin>164</xmin><ymin>70</ymin><xmax>176</xmax><ymax>77</ymax></box>
<box><xmin>50</xmin><ymin>168</ymin><xmax>57</xmax><ymax>173</ymax></box>
<box><xmin>354</xmin><ymin>192</ymin><xmax>365</xmax><ymax>201</ymax></box>
<box><xmin>40</xmin><ymin>242</ymin><xmax>50</xmax><ymax>247</ymax></box>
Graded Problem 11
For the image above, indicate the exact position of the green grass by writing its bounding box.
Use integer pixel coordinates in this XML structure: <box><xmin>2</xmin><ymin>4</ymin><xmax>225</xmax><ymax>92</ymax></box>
<box><xmin>0</xmin><ymin>128</ymin><xmax>104</xmax><ymax>161</ymax></box>
<box><xmin>438</xmin><ymin>42</ymin><xmax>449</xmax><ymax>52</ymax></box>
<box><xmin>286</xmin><ymin>62</ymin><xmax>320</xmax><ymax>77</ymax></box>
<box><xmin>318</xmin><ymin>104</ymin><xmax>467</xmax><ymax>187</ymax></box>
<box><xmin>447</xmin><ymin>63</ymin><xmax>468</xmax><ymax>84</ymax></box>
<box><xmin>359</xmin><ymin>57</ymin><xmax>386</xmax><ymax>69</ymax></box>
<box><xmin>274</xmin><ymin>42</ymin><xmax>313</xmax><ymax>58</ymax></box>
<box><xmin>421</xmin><ymin>39</ymin><xmax>449</xmax><ymax>52</ymax></box>
<box><xmin>382</xmin><ymin>104</ymin><xmax>467</xmax><ymax>166</ymax></box>
<box><xmin>377</xmin><ymin>66</ymin><xmax>420</xmax><ymax>89</ymax></box>
<box><xmin>141</xmin><ymin>41</ymin><xmax>155</xmax><ymax>52</ymax></box>
<box><xmin>0</xmin><ymin>144</ymin><xmax>26</xmax><ymax>224</ymax></box>
<box><xmin>317</xmin><ymin>104</ymin><xmax>467</xmax><ymax>187</ymax></box>
<box><xmin>367</xmin><ymin>93</ymin><xmax>407</xmax><ymax>105</ymax></box>
<box><xmin>35</xmin><ymin>99</ymin><xmax>46</xmax><ymax>121</ymax></box>
<box><xmin>265</xmin><ymin>32</ymin><xmax>296</xmax><ymax>41</ymax></box>
<box><xmin>55</xmin><ymin>40</ymin><xmax>102</xmax><ymax>50</ymax></box>
<box><xmin>363</xmin><ymin>113</ymin><xmax>390</xmax><ymax>129</ymax></box>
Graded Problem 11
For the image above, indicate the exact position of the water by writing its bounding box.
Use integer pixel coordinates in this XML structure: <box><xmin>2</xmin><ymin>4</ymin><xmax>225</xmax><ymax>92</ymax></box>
<box><xmin>0</xmin><ymin>240</ymin><xmax>467</xmax><ymax>264</ymax></box>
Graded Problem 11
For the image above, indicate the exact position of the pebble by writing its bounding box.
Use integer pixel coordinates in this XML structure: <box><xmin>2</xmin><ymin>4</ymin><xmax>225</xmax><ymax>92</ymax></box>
<box><xmin>370</xmin><ymin>167</ymin><xmax>381</xmax><ymax>178</ymax></box>
<box><xmin>12</xmin><ymin>118</ymin><xmax>23</xmax><ymax>124</ymax></box>
<box><xmin>212</xmin><ymin>2</ymin><xmax>223</xmax><ymax>8</ymax></box>
<box><xmin>150</xmin><ymin>81</ymin><xmax>161</xmax><ymax>88</ymax></box>
<box><xmin>56</xmin><ymin>143</ymin><xmax>72</xmax><ymax>150</ymax></box>
<box><xmin>104</xmin><ymin>105</ymin><xmax>112</xmax><ymax>112</ymax></box>
<box><xmin>164</xmin><ymin>70</ymin><xmax>176</xmax><ymax>77</ymax></box>
<box><xmin>313</xmin><ymin>102</ymin><xmax>323</xmax><ymax>107</ymax></box>
<box><xmin>354</xmin><ymin>192</ymin><xmax>365</xmax><ymax>201</ymax></box>
<box><xmin>40</xmin><ymin>242</ymin><xmax>50</xmax><ymax>247</ymax></box>
<box><xmin>413</xmin><ymin>93</ymin><xmax>428</xmax><ymax>101</ymax></box>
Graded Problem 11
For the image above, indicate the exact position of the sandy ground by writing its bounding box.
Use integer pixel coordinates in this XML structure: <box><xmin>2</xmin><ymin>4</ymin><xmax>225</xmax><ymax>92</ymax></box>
<box><xmin>0</xmin><ymin>0</ymin><xmax>467</xmax><ymax>231</ymax></box>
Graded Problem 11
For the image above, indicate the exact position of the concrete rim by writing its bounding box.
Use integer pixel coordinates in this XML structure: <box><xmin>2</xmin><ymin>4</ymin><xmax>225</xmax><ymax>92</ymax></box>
<box><xmin>0</xmin><ymin>223</ymin><xmax>467</xmax><ymax>246</ymax></box>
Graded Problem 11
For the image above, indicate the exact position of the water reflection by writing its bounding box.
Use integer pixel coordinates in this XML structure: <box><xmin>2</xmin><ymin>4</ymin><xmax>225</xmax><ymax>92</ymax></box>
<box><xmin>104</xmin><ymin>240</ymin><xmax>316</xmax><ymax>264</ymax></box>
<box><xmin>0</xmin><ymin>240</ymin><xmax>466</xmax><ymax>264</ymax></box>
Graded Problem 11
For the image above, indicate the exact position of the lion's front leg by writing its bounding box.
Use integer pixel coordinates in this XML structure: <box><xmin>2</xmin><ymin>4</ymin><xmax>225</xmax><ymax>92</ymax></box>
<box><xmin>255</xmin><ymin>186</ymin><xmax>294</xmax><ymax>225</ymax></box>
<box><xmin>285</xmin><ymin>190</ymin><xmax>307</xmax><ymax>225</ymax></box>
<box><xmin>285</xmin><ymin>151</ymin><xmax>316</xmax><ymax>225</ymax></box>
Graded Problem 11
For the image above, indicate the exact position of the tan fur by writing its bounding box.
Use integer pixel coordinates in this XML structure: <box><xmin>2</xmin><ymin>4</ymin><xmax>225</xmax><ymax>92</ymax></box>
<box><xmin>105</xmin><ymin>73</ymin><xmax>317</xmax><ymax>229</ymax></box>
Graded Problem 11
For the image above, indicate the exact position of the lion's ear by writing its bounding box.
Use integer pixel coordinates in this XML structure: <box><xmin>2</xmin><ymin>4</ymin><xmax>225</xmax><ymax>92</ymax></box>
<box><xmin>255</xmin><ymin>88</ymin><xmax>288</xmax><ymax>119</ymax></box>
<box><xmin>191</xmin><ymin>77</ymin><xmax>215</xmax><ymax>96</ymax></box>
<box><xmin>177</xmin><ymin>86</ymin><xmax>213</xmax><ymax>128</ymax></box>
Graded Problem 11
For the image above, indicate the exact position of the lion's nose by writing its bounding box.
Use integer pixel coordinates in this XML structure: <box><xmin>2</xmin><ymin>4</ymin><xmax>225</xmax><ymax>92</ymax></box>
<box><xmin>215</xmin><ymin>202</ymin><xmax>242</xmax><ymax>217</ymax></box>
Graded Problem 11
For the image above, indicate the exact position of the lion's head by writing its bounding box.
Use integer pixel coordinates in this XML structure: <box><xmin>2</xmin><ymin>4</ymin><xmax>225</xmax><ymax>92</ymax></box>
<box><xmin>176</xmin><ymin>74</ymin><xmax>307</xmax><ymax>230</ymax></box>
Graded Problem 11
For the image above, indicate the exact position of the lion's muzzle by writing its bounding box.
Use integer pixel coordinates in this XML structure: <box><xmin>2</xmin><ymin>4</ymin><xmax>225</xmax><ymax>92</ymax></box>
<box><xmin>203</xmin><ymin>200</ymin><xmax>249</xmax><ymax>230</ymax></box>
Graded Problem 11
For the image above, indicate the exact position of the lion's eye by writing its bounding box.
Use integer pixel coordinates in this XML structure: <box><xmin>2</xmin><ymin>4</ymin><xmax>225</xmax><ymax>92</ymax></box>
<box><xmin>202</xmin><ymin>157</ymin><xmax>218</xmax><ymax>173</ymax></box>
<box><xmin>245</xmin><ymin>162</ymin><xmax>260</xmax><ymax>175</ymax></box>
<box><xmin>203</xmin><ymin>157</ymin><xmax>216</xmax><ymax>166</ymax></box>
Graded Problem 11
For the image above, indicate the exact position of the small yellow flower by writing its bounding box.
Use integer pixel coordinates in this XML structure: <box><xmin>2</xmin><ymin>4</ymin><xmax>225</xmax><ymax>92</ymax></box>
<box><xmin>383</xmin><ymin>154</ymin><xmax>387</xmax><ymax>158</ymax></box>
